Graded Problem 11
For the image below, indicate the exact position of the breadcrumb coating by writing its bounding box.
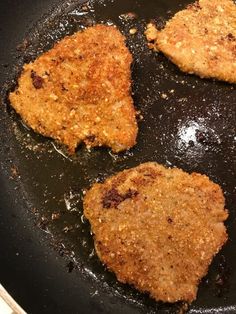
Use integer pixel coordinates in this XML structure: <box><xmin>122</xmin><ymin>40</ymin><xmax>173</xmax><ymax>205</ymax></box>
<box><xmin>145</xmin><ymin>0</ymin><xmax>236</xmax><ymax>83</ymax></box>
<box><xmin>9</xmin><ymin>25</ymin><xmax>138</xmax><ymax>153</ymax></box>
<box><xmin>84</xmin><ymin>162</ymin><xmax>228</xmax><ymax>303</ymax></box>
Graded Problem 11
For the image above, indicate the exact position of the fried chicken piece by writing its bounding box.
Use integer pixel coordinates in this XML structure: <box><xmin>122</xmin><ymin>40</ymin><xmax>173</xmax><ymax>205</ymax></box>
<box><xmin>84</xmin><ymin>162</ymin><xmax>228</xmax><ymax>303</ymax></box>
<box><xmin>145</xmin><ymin>0</ymin><xmax>236</xmax><ymax>83</ymax></box>
<box><xmin>9</xmin><ymin>25</ymin><xmax>138</xmax><ymax>153</ymax></box>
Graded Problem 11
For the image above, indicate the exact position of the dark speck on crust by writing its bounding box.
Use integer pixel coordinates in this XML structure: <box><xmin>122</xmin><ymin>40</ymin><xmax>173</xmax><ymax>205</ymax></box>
<box><xmin>124</xmin><ymin>189</ymin><xmax>139</xmax><ymax>199</ymax></box>
<box><xmin>61</xmin><ymin>84</ymin><xmax>68</xmax><ymax>91</ymax></box>
<box><xmin>31</xmin><ymin>70</ymin><xmax>44</xmax><ymax>89</ymax></box>
<box><xmin>226</xmin><ymin>33</ymin><xmax>236</xmax><ymax>41</ymax></box>
<box><xmin>86</xmin><ymin>134</ymin><xmax>96</xmax><ymax>143</ymax></box>
<box><xmin>102</xmin><ymin>188</ymin><xmax>138</xmax><ymax>208</ymax></box>
<box><xmin>102</xmin><ymin>188</ymin><xmax>124</xmax><ymax>208</ymax></box>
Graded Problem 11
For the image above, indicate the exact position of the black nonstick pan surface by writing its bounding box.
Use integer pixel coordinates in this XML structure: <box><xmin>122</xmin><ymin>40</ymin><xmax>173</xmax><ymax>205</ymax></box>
<box><xmin>0</xmin><ymin>0</ymin><xmax>236</xmax><ymax>313</ymax></box>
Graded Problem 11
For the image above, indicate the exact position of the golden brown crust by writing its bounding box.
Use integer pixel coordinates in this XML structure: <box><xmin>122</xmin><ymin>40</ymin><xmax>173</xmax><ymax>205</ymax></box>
<box><xmin>9</xmin><ymin>25</ymin><xmax>138</xmax><ymax>153</ymax></box>
<box><xmin>145</xmin><ymin>0</ymin><xmax>236</xmax><ymax>83</ymax></box>
<box><xmin>83</xmin><ymin>162</ymin><xmax>228</xmax><ymax>303</ymax></box>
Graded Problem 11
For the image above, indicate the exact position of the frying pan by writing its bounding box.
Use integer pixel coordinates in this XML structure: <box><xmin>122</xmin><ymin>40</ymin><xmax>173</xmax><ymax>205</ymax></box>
<box><xmin>0</xmin><ymin>0</ymin><xmax>235</xmax><ymax>313</ymax></box>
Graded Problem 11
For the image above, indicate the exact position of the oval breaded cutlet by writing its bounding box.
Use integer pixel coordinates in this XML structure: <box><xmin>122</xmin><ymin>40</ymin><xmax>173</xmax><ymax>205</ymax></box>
<box><xmin>145</xmin><ymin>0</ymin><xmax>236</xmax><ymax>83</ymax></box>
<box><xmin>83</xmin><ymin>162</ymin><xmax>228</xmax><ymax>303</ymax></box>
<box><xmin>9</xmin><ymin>25</ymin><xmax>138</xmax><ymax>153</ymax></box>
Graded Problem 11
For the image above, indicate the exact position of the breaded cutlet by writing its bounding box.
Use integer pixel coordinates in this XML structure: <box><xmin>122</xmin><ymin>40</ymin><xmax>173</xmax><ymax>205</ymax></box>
<box><xmin>145</xmin><ymin>0</ymin><xmax>236</xmax><ymax>83</ymax></box>
<box><xmin>84</xmin><ymin>162</ymin><xmax>228</xmax><ymax>303</ymax></box>
<box><xmin>9</xmin><ymin>25</ymin><xmax>138</xmax><ymax>153</ymax></box>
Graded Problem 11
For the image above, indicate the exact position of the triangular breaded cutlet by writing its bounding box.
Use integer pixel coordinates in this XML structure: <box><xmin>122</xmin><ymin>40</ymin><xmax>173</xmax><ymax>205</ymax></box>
<box><xmin>146</xmin><ymin>0</ymin><xmax>236</xmax><ymax>83</ymax></box>
<box><xmin>9</xmin><ymin>25</ymin><xmax>138</xmax><ymax>153</ymax></box>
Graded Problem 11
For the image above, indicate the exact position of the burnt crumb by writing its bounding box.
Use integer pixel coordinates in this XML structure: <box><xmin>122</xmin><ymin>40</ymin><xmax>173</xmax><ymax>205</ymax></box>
<box><xmin>226</xmin><ymin>33</ymin><xmax>236</xmax><ymax>41</ymax></box>
<box><xmin>81</xmin><ymin>2</ymin><xmax>90</xmax><ymax>11</ymax></box>
<box><xmin>188</xmin><ymin>140</ymin><xmax>195</xmax><ymax>147</ymax></box>
<box><xmin>131</xmin><ymin>171</ymin><xmax>160</xmax><ymax>186</ymax></box>
<box><xmin>102</xmin><ymin>188</ymin><xmax>138</xmax><ymax>208</ymax></box>
<box><xmin>31</xmin><ymin>207</ymin><xmax>39</xmax><ymax>215</ymax></box>
<box><xmin>58</xmin><ymin>56</ymin><xmax>65</xmax><ymax>62</ymax></box>
<box><xmin>102</xmin><ymin>188</ymin><xmax>125</xmax><ymax>208</ymax></box>
<box><xmin>139</xmin><ymin>167</ymin><xmax>161</xmax><ymax>179</ymax></box>
<box><xmin>124</xmin><ymin>189</ymin><xmax>138</xmax><ymax>198</ymax></box>
<box><xmin>143</xmin><ymin>172</ymin><xmax>158</xmax><ymax>179</ymax></box>
<box><xmin>37</xmin><ymin>215</ymin><xmax>49</xmax><ymax>230</ymax></box>
<box><xmin>214</xmin><ymin>255</ymin><xmax>230</xmax><ymax>297</ymax></box>
<box><xmin>148</xmin><ymin>39</ymin><xmax>156</xmax><ymax>45</ymax></box>
<box><xmin>31</xmin><ymin>70</ymin><xmax>44</xmax><ymax>89</ymax></box>
<box><xmin>66</xmin><ymin>261</ymin><xmax>75</xmax><ymax>273</ymax></box>
<box><xmin>61</xmin><ymin>83</ymin><xmax>68</xmax><ymax>91</ymax></box>
<box><xmin>124</xmin><ymin>189</ymin><xmax>139</xmax><ymax>199</ymax></box>
<box><xmin>195</xmin><ymin>130</ymin><xmax>207</xmax><ymax>143</ymax></box>
<box><xmin>23</xmin><ymin>53</ymin><xmax>34</xmax><ymax>64</ymax></box>
<box><xmin>187</xmin><ymin>1</ymin><xmax>201</xmax><ymax>10</ymax></box>
<box><xmin>119</xmin><ymin>12</ymin><xmax>138</xmax><ymax>21</ymax></box>
<box><xmin>136</xmin><ymin>110</ymin><xmax>144</xmax><ymax>121</ymax></box>
<box><xmin>51</xmin><ymin>56</ymin><xmax>65</xmax><ymax>66</ymax></box>
<box><xmin>204</xmin><ymin>28</ymin><xmax>208</xmax><ymax>34</ymax></box>
<box><xmin>10</xmin><ymin>165</ymin><xmax>19</xmax><ymax>178</ymax></box>
<box><xmin>167</xmin><ymin>217</ymin><xmax>173</xmax><ymax>224</ymax></box>
<box><xmin>232</xmin><ymin>46</ymin><xmax>236</xmax><ymax>57</ymax></box>
<box><xmin>79</xmin><ymin>17</ymin><xmax>95</xmax><ymax>27</ymax></box>
<box><xmin>150</xmin><ymin>17</ymin><xmax>166</xmax><ymax>30</ymax></box>
<box><xmin>210</xmin><ymin>55</ymin><xmax>219</xmax><ymax>61</ymax></box>
<box><xmin>16</xmin><ymin>39</ymin><xmax>29</xmax><ymax>52</ymax></box>
<box><xmin>177</xmin><ymin>302</ymin><xmax>189</xmax><ymax>314</ymax></box>
<box><xmin>51</xmin><ymin>212</ymin><xmax>60</xmax><ymax>220</ymax></box>
<box><xmin>86</xmin><ymin>134</ymin><xmax>96</xmax><ymax>143</ymax></box>
<box><xmin>195</xmin><ymin>129</ymin><xmax>220</xmax><ymax>145</ymax></box>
